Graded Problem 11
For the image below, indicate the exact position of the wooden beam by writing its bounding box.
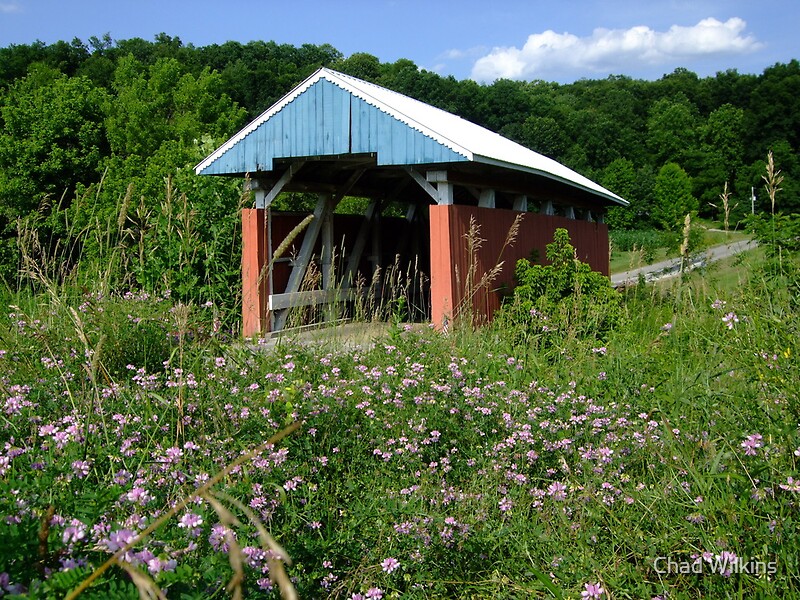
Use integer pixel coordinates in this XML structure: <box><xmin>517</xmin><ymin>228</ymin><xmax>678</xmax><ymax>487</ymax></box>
<box><xmin>393</xmin><ymin>202</ymin><xmax>417</xmax><ymax>258</ymax></box>
<box><xmin>241</xmin><ymin>209</ymin><xmax>267</xmax><ymax>337</ymax></box>
<box><xmin>272</xmin><ymin>193</ymin><xmax>332</xmax><ymax>331</ymax></box>
<box><xmin>405</xmin><ymin>167</ymin><xmax>439</xmax><ymax>202</ymax></box>
<box><xmin>423</xmin><ymin>168</ymin><xmax>617</xmax><ymax>210</ymax></box>
<box><xmin>426</xmin><ymin>170</ymin><xmax>449</xmax><ymax>183</ymax></box>
<box><xmin>321</xmin><ymin>203</ymin><xmax>334</xmax><ymax>290</ymax></box>
<box><xmin>436</xmin><ymin>181</ymin><xmax>454</xmax><ymax>205</ymax></box>
<box><xmin>371</xmin><ymin>203</ymin><xmax>382</xmax><ymax>275</ymax></box>
<box><xmin>255</xmin><ymin>160</ymin><xmax>306</xmax><ymax>208</ymax></box>
<box><xmin>342</xmin><ymin>198</ymin><xmax>380</xmax><ymax>287</ymax></box>
<box><xmin>271</xmin><ymin>168</ymin><xmax>366</xmax><ymax>332</ymax></box>
<box><xmin>268</xmin><ymin>289</ymin><xmax>355</xmax><ymax>311</ymax></box>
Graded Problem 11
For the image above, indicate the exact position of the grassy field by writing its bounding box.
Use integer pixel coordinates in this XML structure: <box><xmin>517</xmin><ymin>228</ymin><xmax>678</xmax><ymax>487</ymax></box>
<box><xmin>0</xmin><ymin>246</ymin><xmax>798</xmax><ymax>599</ymax></box>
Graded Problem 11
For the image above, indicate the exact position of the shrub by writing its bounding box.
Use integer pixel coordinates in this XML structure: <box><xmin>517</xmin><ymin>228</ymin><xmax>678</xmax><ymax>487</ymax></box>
<box><xmin>495</xmin><ymin>228</ymin><xmax>623</xmax><ymax>348</ymax></box>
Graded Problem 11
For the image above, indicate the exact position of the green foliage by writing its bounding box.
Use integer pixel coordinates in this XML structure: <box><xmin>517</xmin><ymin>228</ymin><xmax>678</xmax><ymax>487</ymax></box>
<box><xmin>652</xmin><ymin>163</ymin><xmax>698</xmax><ymax>230</ymax></box>
<box><xmin>746</xmin><ymin>212</ymin><xmax>800</xmax><ymax>259</ymax></box>
<box><xmin>105</xmin><ymin>56</ymin><xmax>245</xmax><ymax>160</ymax></box>
<box><xmin>601</xmin><ymin>158</ymin><xmax>639</xmax><ymax>229</ymax></box>
<box><xmin>496</xmin><ymin>228</ymin><xmax>623</xmax><ymax>349</ymax></box>
<box><xmin>0</xmin><ymin>64</ymin><xmax>108</xmax><ymax>220</ymax></box>
<box><xmin>646</xmin><ymin>93</ymin><xmax>700</xmax><ymax>167</ymax></box>
<box><xmin>609</xmin><ymin>228</ymin><xmax>670</xmax><ymax>252</ymax></box>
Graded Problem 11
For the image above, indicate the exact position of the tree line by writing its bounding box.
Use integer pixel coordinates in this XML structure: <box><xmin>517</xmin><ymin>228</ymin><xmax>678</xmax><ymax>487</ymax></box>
<box><xmin>0</xmin><ymin>34</ymin><xmax>797</xmax><ymax>304</ymax></box>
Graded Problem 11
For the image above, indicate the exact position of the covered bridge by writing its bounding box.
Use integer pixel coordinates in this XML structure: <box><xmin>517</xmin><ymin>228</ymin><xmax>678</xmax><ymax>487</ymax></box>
<box><xmin>196</xmin><ymin>67</ymin><xmax>627</xmax><ymax>336</ymax></box>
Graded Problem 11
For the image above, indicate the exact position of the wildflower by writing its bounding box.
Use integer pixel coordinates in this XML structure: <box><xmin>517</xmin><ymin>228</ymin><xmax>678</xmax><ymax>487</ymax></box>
<box><xmin>178</xmin><ymin>512</ymin><xmax>204</xmax><ymax>536</ymax></box>
<box><xmin>740</xmin><ymin>433</ymin><xmax>763</xmax><ymax>456</ymax></box>
<box><xmin>71</xmin><ymin>460</ymin><xmax>91</xmax><ymax>479</ymax></box>
<box><xmin>547</xmin><ymin>481</ymin><xmax>567</xmax><ymax>501</ymax></box>
<box><xmin>498</xmin><ymin>496</ymin><xmax>514</xmax><ymax>513</ymax></box>
<box><xmin>686</xmin><ymin>513</ymin><xmax>705</xmax><ymax>524</ymax></box>
<box><xmin>779</xmin><ymin>477</ymin><xmax>800</xmax><ymax>492</ymax></box>
<box><xmin>62</xmin><ymin>520</ymin><xmax>87</xmax><ymax>545</ymax></box>
<box><xmin>365</xmin><ymin>587</ymin><xmax>384</xmax><ymax>599</ymax></box>
<box><xmin>103</xmin><ymin>529</ymin><xmax>137</xmax><ymax>553</ymax></box>
<box><xmin>722</xmin><ymin>312</ymin><xmax>739</xmax><ymax>329</ymax></box>
<box><xmin>380</xmin><ymin>557</ymin><xmax>400</xmax><ymax>574</ymax></box>
<box><xmin>581</xmin><ymin>582</ymin><xmax>605</xmax><ymax>599</ymax></box>
<box><xmin>597</xmin><ymin>447</ymin><xmax>613</xmax><ymax>464</ymax></box>
<box><xmin>716</xmin><ymin>551</ymin><xmax>738</xmax><ymax>577</ymax></box>
<box><xmin>660</xmin><ymin>322</ymin><xmax>673</xmax><ymax>333</ymax></box>
<box><xmin>147</xmin><ymin>557</ymin><xmax>177</xmax><ymax>575</ymax></box>
<box><xmin>711</xmin><ymin>299</ymin><xmax>726</xmax><ymax>310</ymax></box>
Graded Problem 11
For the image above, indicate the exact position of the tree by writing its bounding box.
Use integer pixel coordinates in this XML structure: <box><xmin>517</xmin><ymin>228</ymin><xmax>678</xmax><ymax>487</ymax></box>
<box><xmin>333</xmin><ymin>52</ymin><xmax>382</xmax><ymax>82</ymax></box>
<box><xmin>651</xmin><ymin>163</ymin><xmax>698</xmax><ymax>230</ymax></box>
<box><xmin>646</xmin><ymin>94</ymin><xmax>700</xmax><ymax>167</ymax></box>
<box><xmin>517</xmin><ymin>115</ymin><xmax>570</xmax><ymax>160</ymax></box>
<box><xmin>105</xmin><ymin>55</ymin><xmax>245</xmax><ymax>162</ymax></box>
<box><xmin>600</xmin><ymin>159</ymin><xmax>639</xmax><ymax>229</ymax></box>
<box><xmin>746</xmin><ymin>60</ymin><xmax>800</xmax><ymax>158</ymax></box>
<box><xmin>498</xmin><ymin>228</ymin><xmax>622</xmax><ymax>344</ymax></box>
<box><xmin>0</xmin><ymin>64</ymin><xmax>109</xmax><ymax>281</ymax></box>
<box><xmin>0</xmin><ymin>64</ymin><xmax>108</xmax><ymax>221</ymax></box>
<box><xmin>695</xmin><ymin>103</ymin><xmax>745</xmax><ymax>213</ymax></box>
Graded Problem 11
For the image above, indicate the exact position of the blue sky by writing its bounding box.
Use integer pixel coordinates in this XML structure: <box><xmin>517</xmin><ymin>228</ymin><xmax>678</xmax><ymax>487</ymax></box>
<box><xmin>0</xmin><ymin>0</ymin><xmax>797</xmax><ymax>83</ymax></box>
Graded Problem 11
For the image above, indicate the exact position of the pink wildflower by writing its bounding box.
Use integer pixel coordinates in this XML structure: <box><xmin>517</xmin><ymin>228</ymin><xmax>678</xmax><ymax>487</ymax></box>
<box><xmin>740</xmin><ymin>433</ymin><xmax>763</xmax><ymax>456</ymax></box>
<box><xmin>380</xmin><ymin>557</ymin><xmax>400</xmax><ymax>574</ymax></box>
<box><xmin>581</xmin><ymin>582</ymin><xmax>605</xmax><ymax>599</ymax></box>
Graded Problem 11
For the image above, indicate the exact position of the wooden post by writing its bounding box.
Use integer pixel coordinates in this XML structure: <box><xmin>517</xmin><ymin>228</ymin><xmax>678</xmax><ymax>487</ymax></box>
<box><xmin>321</xmin><ymin>202</ymin><xmax>334</xmax><ymax>290</ymax></box>
<box><xmin>429</xmin><ymin>204</ymin><xmax>457</xmax><ymax>330</ymax></box>
<box><xmin>343</xmin><ymin>198</ymin><xmax>380</xmax><ymax>288</ymax></box>
<box><xmin>478</xmin><ymin>189</ymin><xmax>495</xmax><ymax>208</ymax></box>
<box><xmin>272</xmin><ymin>193</ymin><xmax>332</xmax><ymax>332</ymax></box>
<box><xmin>241</xmin><ymin>208</ymin><xmax>266</xmax><ymax>338</ymax></box>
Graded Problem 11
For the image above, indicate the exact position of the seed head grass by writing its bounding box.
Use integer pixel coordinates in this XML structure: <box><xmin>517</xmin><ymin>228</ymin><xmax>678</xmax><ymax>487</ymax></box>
<box><xmin>0</xmin><ymin>243</ymin><xmax>797</xmax><ymax>598</ymax></box>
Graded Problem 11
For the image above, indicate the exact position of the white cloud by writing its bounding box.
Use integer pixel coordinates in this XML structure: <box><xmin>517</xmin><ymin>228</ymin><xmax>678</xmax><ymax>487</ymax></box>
<box><xmin>471</xmin><ymin>17</ymin><xmax>762</xmax><ymax>81</ymax></box>
<box><xmin>0</xmin><ymin>2</ymin><xmax>21</xmax><ymax>13</ymax></box>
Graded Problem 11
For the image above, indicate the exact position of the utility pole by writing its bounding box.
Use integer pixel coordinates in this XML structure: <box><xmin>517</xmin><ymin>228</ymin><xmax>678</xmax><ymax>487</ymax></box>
<box><xmin>751</xmin><ymin>187</ymin><xmax>756</xmax><ymax>214</ymax></box>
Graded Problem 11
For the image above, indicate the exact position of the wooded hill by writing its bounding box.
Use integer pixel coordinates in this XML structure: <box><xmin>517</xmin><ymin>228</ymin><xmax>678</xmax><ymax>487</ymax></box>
<box><xmin>0</xmin><ymin>34</ymin><xmax>798</xmax><ymax>302</ymax></box>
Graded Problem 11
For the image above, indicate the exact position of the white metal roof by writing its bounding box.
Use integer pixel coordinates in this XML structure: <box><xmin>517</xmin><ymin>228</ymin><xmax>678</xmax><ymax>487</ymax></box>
<box><xmin>196</xmin><ymin>67</ymin><xmax>628</xmax><ymax>206</ymax></box>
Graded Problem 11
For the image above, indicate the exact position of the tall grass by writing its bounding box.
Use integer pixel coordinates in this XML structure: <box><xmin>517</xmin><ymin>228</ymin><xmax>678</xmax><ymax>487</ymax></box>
<box><xmin>2</xmin><ymin>163</ymin><xmax>798</xmax><ymax>598</ymax></box>
<box><xmin>2</xmin><ymin>220</ymin><xmax>797</xmax><ymax>598</ymax></box>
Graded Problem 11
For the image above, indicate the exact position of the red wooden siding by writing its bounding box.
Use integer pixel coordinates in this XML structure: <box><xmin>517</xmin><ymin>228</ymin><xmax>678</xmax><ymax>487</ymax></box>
<box><xmin>429</xmin><ymin>205</ymin><xmax>609</xmax><ymax>328</ymax></box>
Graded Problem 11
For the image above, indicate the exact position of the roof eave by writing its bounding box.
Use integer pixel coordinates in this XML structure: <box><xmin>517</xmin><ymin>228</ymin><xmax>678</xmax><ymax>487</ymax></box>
<box><xmin>472</xmin><ymin>155</ymin><xmax>629</xmax><ymax>207</ymax></box>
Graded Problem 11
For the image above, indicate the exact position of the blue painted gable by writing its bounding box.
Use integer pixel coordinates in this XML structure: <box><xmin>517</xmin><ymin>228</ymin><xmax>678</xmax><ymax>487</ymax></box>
<box><xmin>199</xmin><ymin>79</ymin><xmax>467</xmax><ymax>175</ymax></box>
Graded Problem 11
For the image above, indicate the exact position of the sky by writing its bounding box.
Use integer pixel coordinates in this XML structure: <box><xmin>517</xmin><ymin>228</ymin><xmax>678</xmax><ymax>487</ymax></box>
<box><xmin>0</xmin><ymin>0</ymin><xmax>797</xmax><ymax>83</ymax></box>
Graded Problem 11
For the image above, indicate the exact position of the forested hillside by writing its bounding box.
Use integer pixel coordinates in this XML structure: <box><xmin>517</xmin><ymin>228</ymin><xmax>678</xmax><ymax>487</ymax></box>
<box><xmin>0</xmin><ymin>34</ymin><xmax>798</xmax><ymax>306</ymax></box>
